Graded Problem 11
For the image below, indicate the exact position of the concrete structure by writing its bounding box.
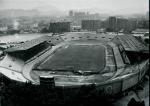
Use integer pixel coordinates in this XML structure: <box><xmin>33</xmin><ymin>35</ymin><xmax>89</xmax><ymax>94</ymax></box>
<box><xmin>108</xmin><ymin>16</ymin><xmax>117</xmax><ymax>32</ymax></box>
<box><xmin>82</xmin><ymin>20</ymin><xmax>101</xmax><ymax>31</ymax></box>
<box><xmin>116</xmin><ymin>18</ymin><xmax>128</xmax><ymax>32</ymax></box>
<box><xmin>0</xmin><ymin>32</ymin><xmax>149</xmax><ymax>91</ymax></box>
<box><xmin>69</xmin><ymin>10</ymin><xmax>74</xmax><ymax>17</ymax></box>
<box><xmin>137</xmin><ymin>20</ymin><xmax>149</xmax><ymax>29</ymax></box>
<box><xmin>0</xmin><ymin>33</ymin><xmax>149</xmax><ymax>105</ymax></box>
<box><xmin>49</xmin><ymin>22</ymin><xmax>71</xmax><ymax>33</ymax></box>
<box><xmin>132</xmin><ymin>29</ymin><xmax>149</xmax><ymax>36</ymax></box>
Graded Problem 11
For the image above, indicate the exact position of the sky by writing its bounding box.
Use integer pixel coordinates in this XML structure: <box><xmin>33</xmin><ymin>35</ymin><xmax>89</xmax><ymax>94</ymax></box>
<box><xmin>0</xmin><ymin>0</ymin><xmax>149</xmax><ymax>15</ymax></box>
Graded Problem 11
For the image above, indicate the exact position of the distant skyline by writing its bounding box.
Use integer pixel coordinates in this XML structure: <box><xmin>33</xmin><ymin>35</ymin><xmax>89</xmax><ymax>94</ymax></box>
<box><xmin>0</xmin><ymin>0</ymin><xmax>149</xmax><ymax>15</ymax></box>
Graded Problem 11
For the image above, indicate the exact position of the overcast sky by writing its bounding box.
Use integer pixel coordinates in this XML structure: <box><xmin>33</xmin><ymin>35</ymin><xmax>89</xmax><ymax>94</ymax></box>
<box><xmin>0</xmin><ymin>0</ymin><xmax>149</xmax><ymax>14</ymax></box>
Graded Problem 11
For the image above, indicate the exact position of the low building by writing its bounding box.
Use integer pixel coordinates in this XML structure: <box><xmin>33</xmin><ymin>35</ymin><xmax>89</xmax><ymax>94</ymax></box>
<box><xmin>0</xmin><ymin>26</ymin><xmax>8</xmax><ymax>32</ymax></box>
<box><xmin>0</xmin><ymin>26</ymin><xmax>8</xmax><ymax>34</ymax></box>
<box><xmin>132</xmin><ymin>29</ymin><xmax>149</xmax><ymax>35</ymax></box>
<box><xmin>71</xmin><ymin>25</ymin><xmax>81</xmax><ymax>32</ymax></box>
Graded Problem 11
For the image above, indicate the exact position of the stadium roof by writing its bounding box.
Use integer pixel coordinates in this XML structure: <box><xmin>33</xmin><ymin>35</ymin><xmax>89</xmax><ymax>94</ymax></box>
<box><xmin>112</xmin><ymin>35</ymin><xmax>149</xmax><ymax>52</ymax></box>
<box><xmin>5</xmin><ymin>36</ymin><xmax>51</xmax><ymax>52</ymax></box>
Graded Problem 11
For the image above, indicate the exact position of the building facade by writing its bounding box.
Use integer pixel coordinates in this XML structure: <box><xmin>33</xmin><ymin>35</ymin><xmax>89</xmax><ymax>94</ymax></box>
<box><xmin>108</xmin><ymin>17</ymin><xmax>117</xmax><ymax>32</ymax></box>
<box><xmin>49</xmin><ymin>22</ymin><xmax>71</xmax><ymax>33</ymax></box>
<box><xmin>81</xmin><ymin>20</ymin><xmax>101</xmax><ymax>31</ymax></box>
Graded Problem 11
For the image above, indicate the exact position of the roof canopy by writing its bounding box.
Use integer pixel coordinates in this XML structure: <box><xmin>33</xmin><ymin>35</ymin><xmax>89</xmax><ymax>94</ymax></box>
<box><xmin>112</xmin><ymin>35</ymin><xmax>149</xmax><ymax>53</ymax></box>
<box><xmin>4</xmin><ymin>34</ymin><xmax>64</xmax><ymax>53</ymax></box>
<box><xmin>4</xmin><ymin>36</ymin><xmax>51</xmax><ymax>52</ymax></box>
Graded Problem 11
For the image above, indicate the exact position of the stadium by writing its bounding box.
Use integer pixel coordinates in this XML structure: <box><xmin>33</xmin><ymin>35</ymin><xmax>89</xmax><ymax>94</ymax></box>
<box><xmin>0</xmin><ymin>32</ymin><xmax>149</xmax><ymax>105</ymax></box>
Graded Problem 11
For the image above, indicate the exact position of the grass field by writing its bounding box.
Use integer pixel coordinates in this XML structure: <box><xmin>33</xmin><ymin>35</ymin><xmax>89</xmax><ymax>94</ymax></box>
<box><xmin>37</xmin><ymin>44</ymin><xmax>106</xmax><ymax>72</ymax></box>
